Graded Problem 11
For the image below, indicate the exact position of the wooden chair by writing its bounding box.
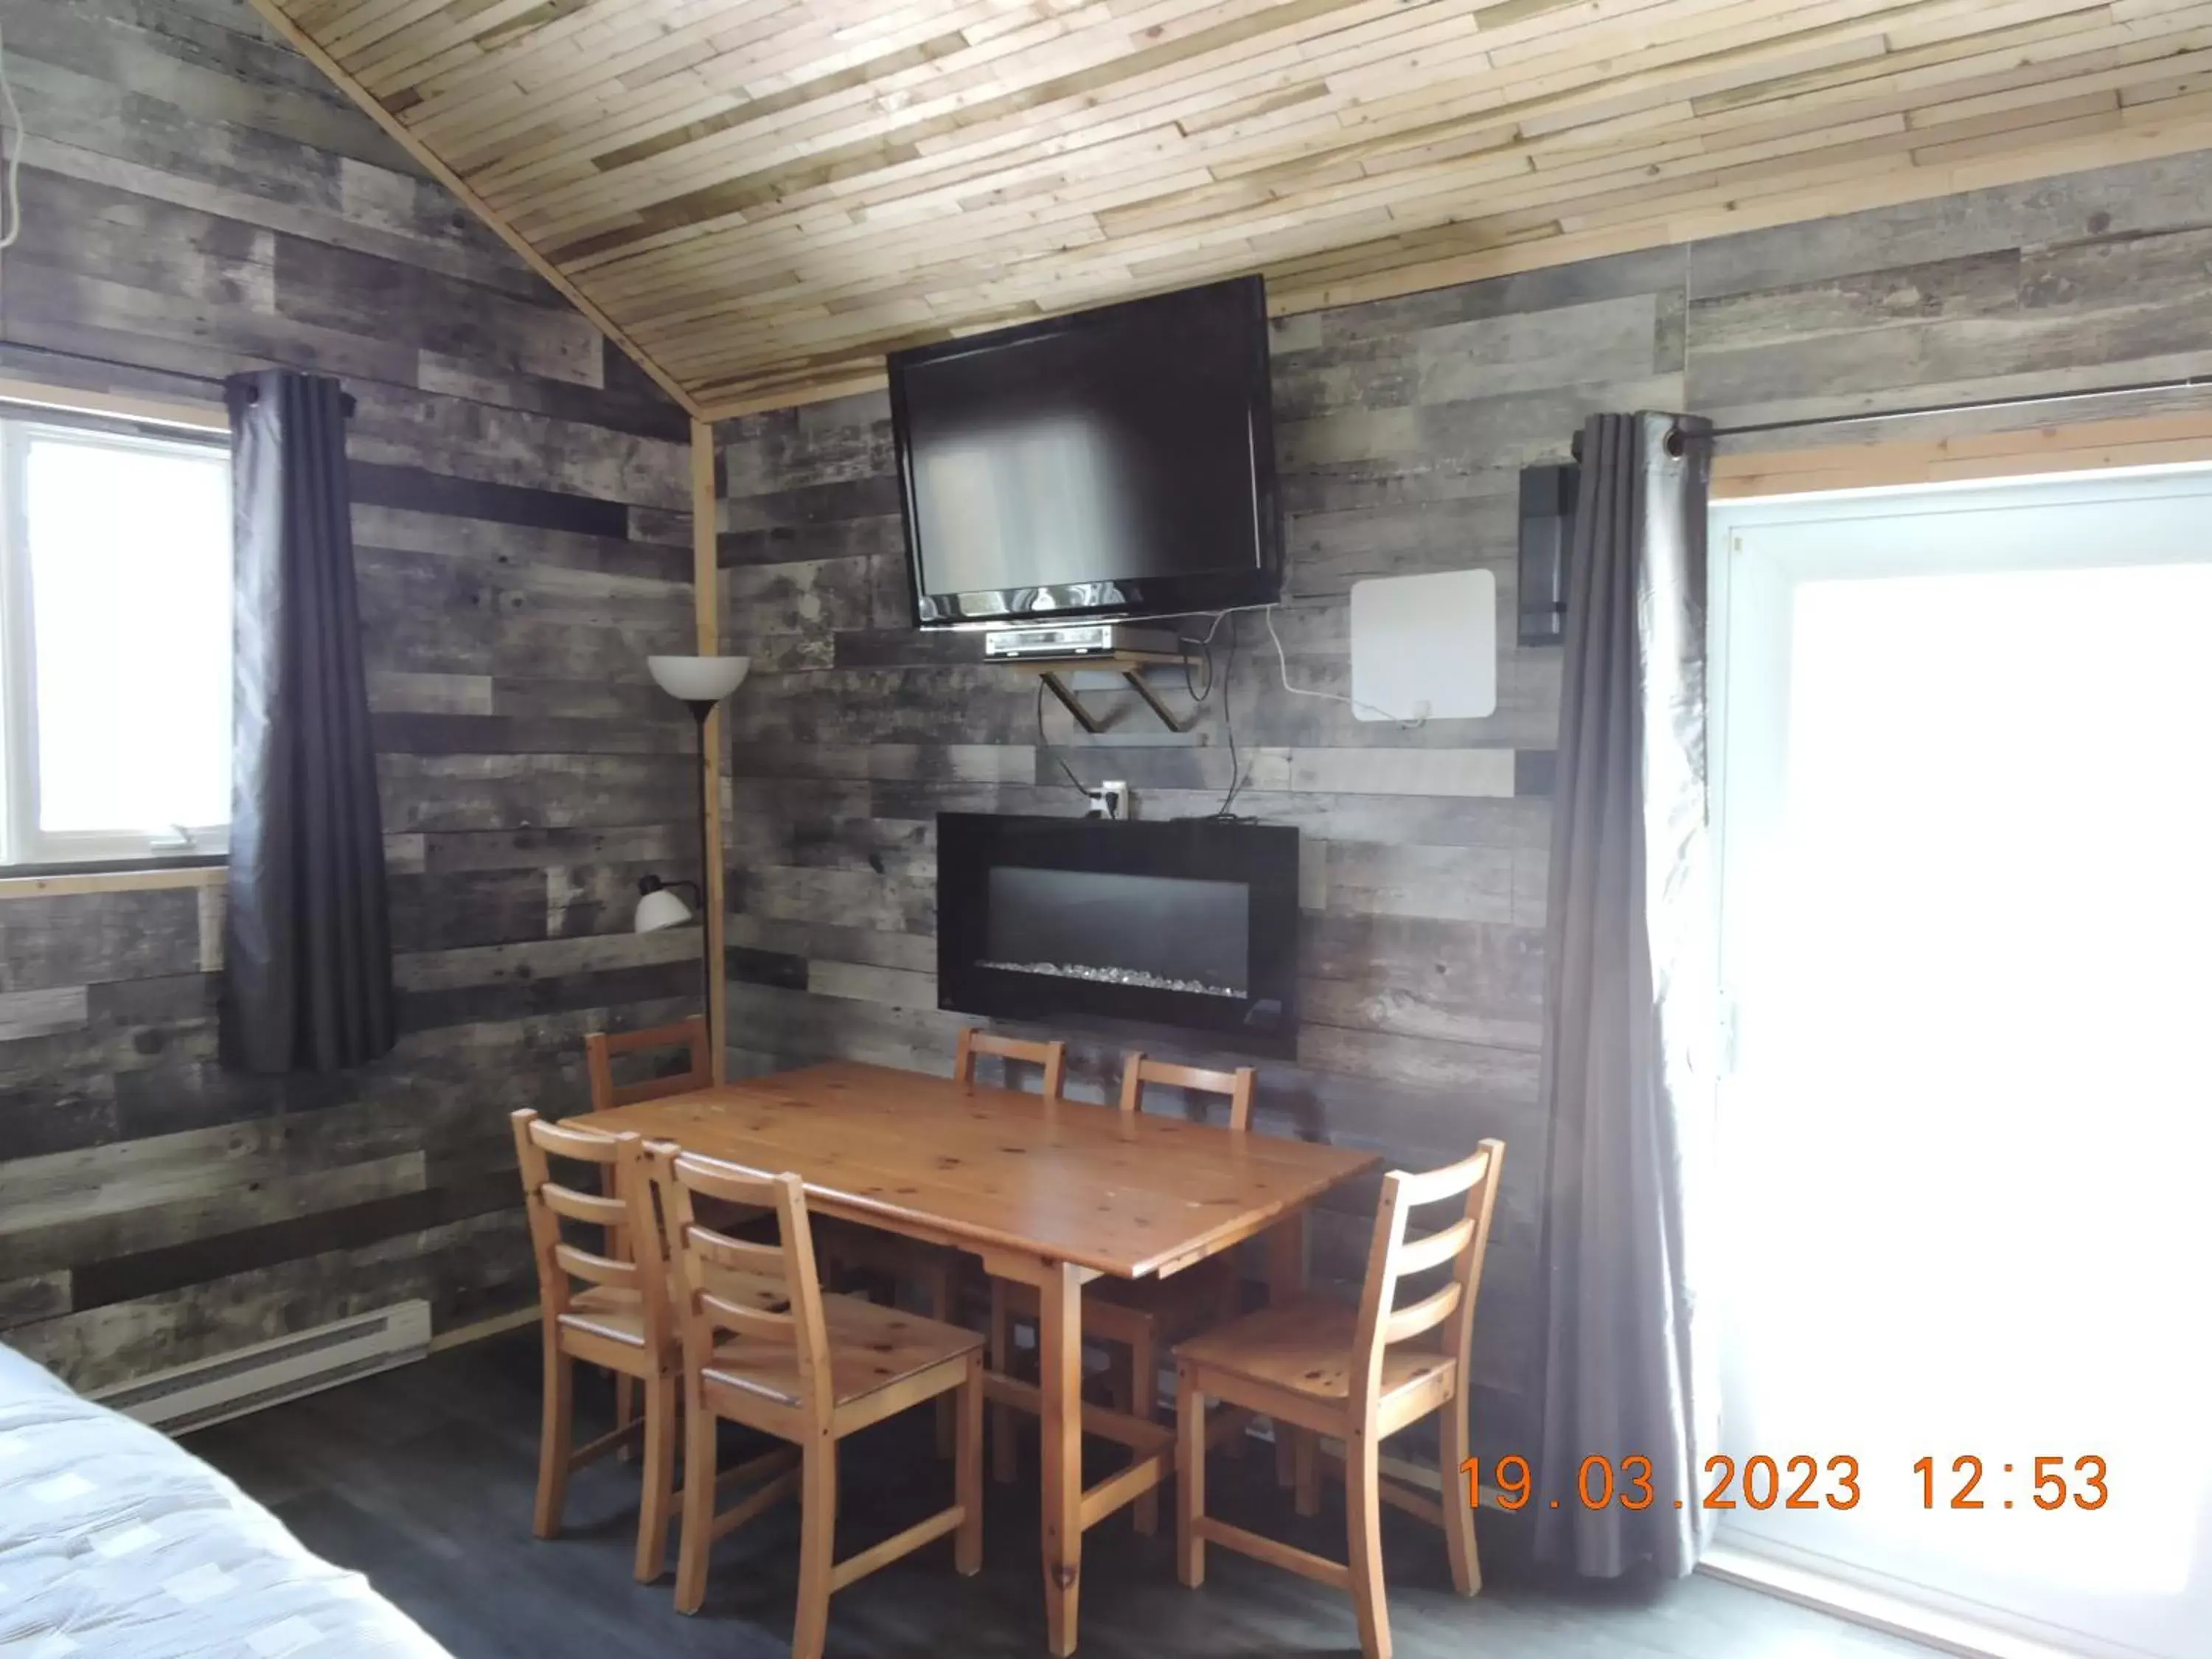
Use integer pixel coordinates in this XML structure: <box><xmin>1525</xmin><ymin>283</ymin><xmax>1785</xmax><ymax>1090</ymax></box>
<box><xmin>954</xmin><ymin>1025</ymin><xmax>1069</xmax><ymax>1099</ymax></box>
<box><xmin>990</xmin><ymin>1052</ymin><xmax>1253</xmax><ymax>1534</ymax></box>
<box><xmin>581</xmin><ymin>1016</ymin><xmax>728</xmax><ymax>1446</ymax></box>
<box><xmin>650</xmin><ymin>1145</ymin><xmax>984</xmax><ymax>1656</ymax></box>
<box><xmin>510</xmin><ymin>1111</ymin><xmax>679</xmax><ymax>1582</ymax></box>
<box><xmin>584</xmin><ymin>1015</ymin><xmax>712</xmax><ymax>1109</ymax></box>
<box><xmin>818</xmin><ymin>1027</ymin><xmax>1066</xmax><ymax>1453</ymax></box>
<box><xmin>1173</xmin><ymin>1140</ymin><xmax>1506</xmax><ymax>1659</ymax></box>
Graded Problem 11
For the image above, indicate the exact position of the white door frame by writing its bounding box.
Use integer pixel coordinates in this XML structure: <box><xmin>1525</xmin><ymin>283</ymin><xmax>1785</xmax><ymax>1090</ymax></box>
<box><xmin>1703</xmin><ymin>459</ymin><xmax>2212</xmax><ymax>1659</ymax></box>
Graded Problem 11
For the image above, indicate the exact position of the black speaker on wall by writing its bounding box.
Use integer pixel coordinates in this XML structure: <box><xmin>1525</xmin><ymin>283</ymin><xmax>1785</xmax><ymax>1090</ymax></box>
<box><xmin>1517</xmin><ymin>462</ymin><xmax>1579</xmax><ymax>647</ymax></box>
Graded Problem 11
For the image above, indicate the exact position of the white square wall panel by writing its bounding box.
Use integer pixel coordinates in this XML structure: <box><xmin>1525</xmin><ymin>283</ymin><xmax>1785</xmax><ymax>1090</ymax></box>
<box><xmin>1348</xmin><ymin>569</ymin><xmax>1498</xmax><ymax>721</ymax></box>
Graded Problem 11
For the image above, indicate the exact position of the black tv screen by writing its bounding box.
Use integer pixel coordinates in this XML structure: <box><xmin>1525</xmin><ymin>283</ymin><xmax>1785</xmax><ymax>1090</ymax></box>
<box><xmin>889</xmin><ymin>276</ymin><xmax>1281</xmax><ymax>628</ymax></box>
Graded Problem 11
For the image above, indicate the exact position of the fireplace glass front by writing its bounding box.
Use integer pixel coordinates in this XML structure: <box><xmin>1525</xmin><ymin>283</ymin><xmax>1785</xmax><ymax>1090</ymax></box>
<box><xmin>983</xmin><ymin>866</ymin><xmax>1249</xmax><ymax>999</ymax></box>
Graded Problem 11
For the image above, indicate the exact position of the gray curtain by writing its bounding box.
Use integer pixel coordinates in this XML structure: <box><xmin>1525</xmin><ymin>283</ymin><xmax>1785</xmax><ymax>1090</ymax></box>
<box><xmin>220</xmin><ymin>369</ymin><xmax>395</xmax><ymax>1074</ymax></box>
<box><xmin>1532</xmin><ymin>411</ymin><xmax>1718</xmax><ymax>1578</ymax></box>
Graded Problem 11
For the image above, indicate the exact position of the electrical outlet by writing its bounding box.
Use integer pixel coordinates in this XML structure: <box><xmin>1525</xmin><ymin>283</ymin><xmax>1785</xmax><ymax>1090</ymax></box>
<box><xmin>1086</xmin><ymin>781</ymin><xmax>1130</xmax><ymax>819</ymax></box>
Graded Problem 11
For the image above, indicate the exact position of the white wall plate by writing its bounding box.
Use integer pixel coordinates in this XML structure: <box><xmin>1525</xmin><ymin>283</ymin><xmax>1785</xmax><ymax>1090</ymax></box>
<box><xmin>1348</xmin><ymin>568</ymin><xmax>1498</xmax><ymax>721</ymax></box>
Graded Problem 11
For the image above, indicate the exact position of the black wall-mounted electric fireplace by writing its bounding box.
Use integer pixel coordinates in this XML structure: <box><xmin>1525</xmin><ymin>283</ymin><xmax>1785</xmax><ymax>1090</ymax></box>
<box><xmin>936</xmin><ymin>814</ymin><xmax>1300</xmax><ymax>1058</ymax></box>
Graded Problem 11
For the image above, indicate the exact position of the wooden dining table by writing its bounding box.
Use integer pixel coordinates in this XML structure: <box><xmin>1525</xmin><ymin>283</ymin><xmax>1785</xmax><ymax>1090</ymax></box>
<box><xmin>570</xmin><ymin>1058</ymin><xmax>1380</xmax><ymax>1656</ymax></box>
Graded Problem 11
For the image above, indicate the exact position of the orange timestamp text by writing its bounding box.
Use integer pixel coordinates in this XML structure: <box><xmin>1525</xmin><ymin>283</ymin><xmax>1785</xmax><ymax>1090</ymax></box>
<box><xmin>1461</xmin><ymin>1453</ymin><xmax>2111</xmax><ymax>1513</ymax></box>
<box><xmin>1461</xmin><ymin>1453</ymin><xmax>1863</xmax><ymax>1512</ymax></box>
<box><xmin>1913</xmin><ymin>1455</ymin><xmax>2107</xmax><ymax>1511</ymax></box>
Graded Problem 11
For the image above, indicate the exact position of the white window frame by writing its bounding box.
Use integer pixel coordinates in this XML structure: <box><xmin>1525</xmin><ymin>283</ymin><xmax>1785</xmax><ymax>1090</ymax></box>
<box><xmin>0</xmin><ymin>406</ymin><xmax>233</xmax><ymax>869</ymax></box>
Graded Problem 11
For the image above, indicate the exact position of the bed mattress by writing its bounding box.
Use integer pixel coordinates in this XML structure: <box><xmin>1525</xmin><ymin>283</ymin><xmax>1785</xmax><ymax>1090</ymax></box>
<box><xmin>0</xmin><ymin>1342</ymin><xmax>452</xmax><ymax>1658</ymax></box>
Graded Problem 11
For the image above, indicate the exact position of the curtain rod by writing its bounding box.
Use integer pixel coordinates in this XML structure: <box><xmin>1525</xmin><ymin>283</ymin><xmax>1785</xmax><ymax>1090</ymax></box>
<box><xmin>1703</xmin><ymin>373</ymin><xmax>2212</xmax><ymax>439</ymax></box>
<box><xmin>235</xmin><ymin>382</ymin><xmax>358</xmax><ymax>417</ymax></box>
<box><xmin>6</xmin><ymin>340</ymin><xmax>356</xmax><ymax>417</ymax></box>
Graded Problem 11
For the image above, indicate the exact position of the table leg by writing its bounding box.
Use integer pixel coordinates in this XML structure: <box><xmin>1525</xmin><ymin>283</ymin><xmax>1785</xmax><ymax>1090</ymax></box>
<box><xmin>1039</xmin><ymin>1259</ymin><xmax>1085</xmax><ymax>1657</ymax></box>
<box><xmin>1266</xmin><ymin>1211</ymin><xmax>1309</xmax><ymax>1494</ymax></box>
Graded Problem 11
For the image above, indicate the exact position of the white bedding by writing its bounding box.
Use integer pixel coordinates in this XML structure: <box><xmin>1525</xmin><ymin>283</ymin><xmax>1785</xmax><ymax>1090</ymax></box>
<box><xmin>0</xmin><ymin>1343</ymin><xmax>452</xmax><ymax>1658</ymax></box>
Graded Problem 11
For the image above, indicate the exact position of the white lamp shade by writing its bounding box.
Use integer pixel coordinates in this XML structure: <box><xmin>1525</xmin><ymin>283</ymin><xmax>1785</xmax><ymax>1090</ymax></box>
<box><xmin>634</xmin><ymin>886</ymin><xmax>695</xmax><ymax>932</ymax></box>
<box><xmin>648</xmin><ymin>654</ymin><xmax>751</xmax><ymax>703</ymax></box>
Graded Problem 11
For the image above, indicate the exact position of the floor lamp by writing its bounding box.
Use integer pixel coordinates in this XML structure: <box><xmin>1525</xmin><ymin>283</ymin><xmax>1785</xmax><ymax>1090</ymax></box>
<box><xmin>641</xmin><ymin>654</ymin><xmax>750</xmax><ymax>1071</ymax></box>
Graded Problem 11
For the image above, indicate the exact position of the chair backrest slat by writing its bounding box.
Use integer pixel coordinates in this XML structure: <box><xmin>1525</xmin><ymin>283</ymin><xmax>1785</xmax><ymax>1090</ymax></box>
<box><xmin>586</xmin><ymin>1017</ymin><xmax>712</xmax><ymax>1111</ymax></box>
<box><xmin>1392</xmin><ymin>1214</ymin><xmax>1475</xmax><ymax>1279</ymax></box>
<box><xmin>650</xmin><ymin>1145</ymin><xmax>835</xmax><ymax>1430</ymax></box>
<box><xmin>1380</xmin><ymin>1280</ymin><xmax>1461</xmax><ymax>1346</ymax></box>
<box><xmin>1390</xmin><ymin>1152</ymin><xmax>1498</xmax><ymax>1209</ymax></box>
<box><xmin>531</xmin><ymin>1116</ymin><xmax>626</xmax><ymax>1165</ymax></box>
<box><xmin>700</xmin><ymin>1263</ymin><xmax>793</xmax><ymax>1315</ymax></box>
<box><xmin>701</xmin><ymin>1292</ymin><xmax>801</xmax><ymax>1343</ymax></box>
<box><xmin>1347</xmin><ymin>1140</ymin><xmax>1505</xmax><ymax>1416</ymax></box>
<box><xmin>553</xmin><ymin>1239</ymin><xmax>637</xmax><ymax>1292</ymax></box>
<box><xmin>684</xmin><ymin>1225</ymin><xmax>786</xmax><ymax>1278</ymax></box>
<box><xmin>512</xmin><ymin>1110</ymin><xmax>669</xmax><ymax>1349</ymax></box>
<box><xmin>954</xmin><ymin>1026</ymin><xmax>1067</xmax><ymax>1101</ymax></box>
<box><xmin>542</xmin><ymin>1183</ymin><xmax>628</xmax><ymax>1228</ymax></box>
<box><xmin>659</xmin><ymin>1145</ymin><xmax>783</xmax><ymax>1214</ymax></box>
<box><xmin>1117</xmin><ymin>1051</ymin><xmax>1255</xmax><ymax>1132</ymax></box>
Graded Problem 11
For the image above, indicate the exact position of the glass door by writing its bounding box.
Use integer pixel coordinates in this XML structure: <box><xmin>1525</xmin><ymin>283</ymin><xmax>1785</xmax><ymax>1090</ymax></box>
<box><xmin>1710</xmin><ymin>466</ymin><xmax>2212</xmax><ymax>1659</ymax></box>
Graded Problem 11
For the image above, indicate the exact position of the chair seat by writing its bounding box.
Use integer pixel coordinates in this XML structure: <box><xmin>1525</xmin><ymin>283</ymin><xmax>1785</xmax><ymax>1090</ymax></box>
<box><xmin>703</xmin><ymin>1292</ymin><xmax>984</xmax><ymax>1412</ymax></box>
<box><xmin>1175</xmin><ymin>1295</ymin><xmax>1455</xmax><ymax>1411</ymax></box>
<box><xmin>558</xmin><ymin>1284</ymin><xmax>657</xmax><ymax>1348</ymax></box>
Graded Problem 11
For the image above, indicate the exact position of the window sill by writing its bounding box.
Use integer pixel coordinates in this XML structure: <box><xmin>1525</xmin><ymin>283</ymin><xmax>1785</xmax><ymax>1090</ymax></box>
<box><xmin>0</xmin><ymin>858</ymin><xmax>227</xmax><ymax>900</ymax></box>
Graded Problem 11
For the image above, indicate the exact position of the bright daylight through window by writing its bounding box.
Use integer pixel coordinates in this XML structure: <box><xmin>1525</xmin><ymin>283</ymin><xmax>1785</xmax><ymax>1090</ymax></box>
<box><xmin>0</xmin><ymin>413</ymin><xmax>232</xmax><ymax>867</ymax></box>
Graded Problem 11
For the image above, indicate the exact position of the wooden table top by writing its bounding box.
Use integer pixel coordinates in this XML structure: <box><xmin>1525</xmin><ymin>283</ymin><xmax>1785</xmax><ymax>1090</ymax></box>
<box><xmin>570</xmin><ymin>1060</ymin><xmax>1379</xmax><ymax>1281</ymax></box>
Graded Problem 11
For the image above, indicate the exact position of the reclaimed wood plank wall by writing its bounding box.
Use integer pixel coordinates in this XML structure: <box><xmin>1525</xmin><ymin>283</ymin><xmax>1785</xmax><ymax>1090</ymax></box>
<box><xmin>714</xmin><ymin>144</ymin><xmax>2212</xmax><ymax>1455</ymax></box>
<box><xmin>0</xmin><ymin>0</ymin><xmax>694</xmax><ymax>1389</ymax></box>
<box><xmin>10</xmin><ymin>0</ymin><xmax>2212</xmax><ymax>1426</ymax></box>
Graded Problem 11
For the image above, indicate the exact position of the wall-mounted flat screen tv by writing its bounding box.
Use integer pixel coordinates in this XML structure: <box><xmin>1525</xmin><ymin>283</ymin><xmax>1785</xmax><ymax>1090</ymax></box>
<box><xmin>889</xmin><ymin>276</ymin><xmax>1282</xmax><ymax>629</ymax></box>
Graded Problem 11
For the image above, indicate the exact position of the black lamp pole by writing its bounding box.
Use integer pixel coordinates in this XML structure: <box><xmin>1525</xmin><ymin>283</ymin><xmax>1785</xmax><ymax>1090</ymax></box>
<box><xmin>646</xmin><ymin>653</ymin><xmax>746</xmax><ymax>1074</ymax></box>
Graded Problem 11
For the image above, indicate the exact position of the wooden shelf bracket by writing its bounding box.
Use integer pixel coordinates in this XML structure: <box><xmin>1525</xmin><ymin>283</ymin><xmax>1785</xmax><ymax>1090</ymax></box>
<box><xmin>1031</xmin><ymin>655</ymin><xmax>1191</xmax><ymax>735</ymax></box>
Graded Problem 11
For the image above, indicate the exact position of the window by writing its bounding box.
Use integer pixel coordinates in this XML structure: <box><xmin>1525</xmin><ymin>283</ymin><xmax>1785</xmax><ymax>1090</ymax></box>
<box><xmin>0</xmin><ymin>410</ymin><xmax>232</xmax><ymax>867</ymax></box>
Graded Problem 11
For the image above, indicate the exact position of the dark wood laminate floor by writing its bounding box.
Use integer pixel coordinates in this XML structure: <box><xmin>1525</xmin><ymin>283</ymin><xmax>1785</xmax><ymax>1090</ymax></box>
<box><xmin>188</xmin><ymin>1332</ymin><xmax>1927</xmax><ymax>1659</ymax></box>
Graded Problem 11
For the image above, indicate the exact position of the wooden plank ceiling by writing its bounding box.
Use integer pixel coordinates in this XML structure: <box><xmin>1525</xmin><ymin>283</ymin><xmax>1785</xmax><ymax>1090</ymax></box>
<box><xmin>257</xmin><ymin>0</ymin><xmax>2212</xmax><ymax>418</ymax></box>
